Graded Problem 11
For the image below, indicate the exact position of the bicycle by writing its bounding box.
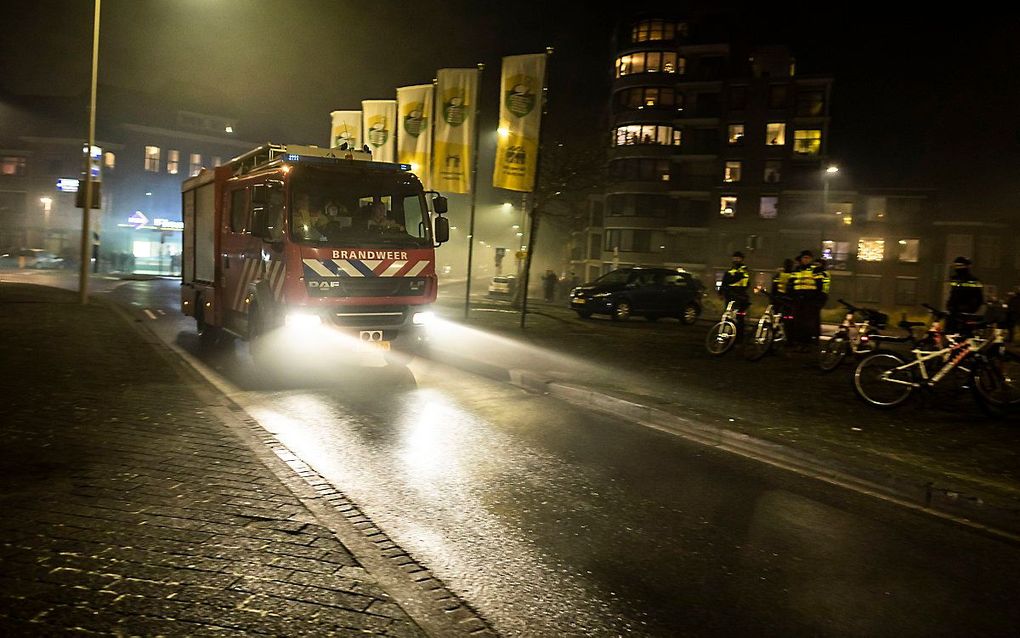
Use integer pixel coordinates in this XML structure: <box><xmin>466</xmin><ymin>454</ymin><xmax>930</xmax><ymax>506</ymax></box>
<box><xmin>744</xmin><ymin>293</ymin><xmax>789</xmax><ymax>361</ymax></box>
<box><xmin>853</xmin><ymin>319</ymin><xmax>1020</xmax><ymax>415</ymax></box>
<box><xmin>817</xmin><ymin>299</ymin><xmax>891</xmax><ymax>371</ymax></box>
<box><xmin>705</xmin><ymin>301</ymin><xmax>743</xmax><ymax>356</ymax></box>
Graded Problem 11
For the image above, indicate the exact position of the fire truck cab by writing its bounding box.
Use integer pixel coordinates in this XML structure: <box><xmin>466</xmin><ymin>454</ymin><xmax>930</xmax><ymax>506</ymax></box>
<box><xmin>180</xmin><ymin>143</ymin><xmax>449</xmax><ymax>364</ymax></box>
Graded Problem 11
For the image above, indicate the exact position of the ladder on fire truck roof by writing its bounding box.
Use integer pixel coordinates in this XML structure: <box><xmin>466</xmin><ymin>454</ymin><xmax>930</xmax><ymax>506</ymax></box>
<box><xmin>228</xmin><ymin>143</ymin><xmax>374</xmax><ymax>177</ymax></box>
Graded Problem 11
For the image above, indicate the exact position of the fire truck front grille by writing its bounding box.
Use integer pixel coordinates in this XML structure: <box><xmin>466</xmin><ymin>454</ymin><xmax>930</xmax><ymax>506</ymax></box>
<box><xmin>307</xmin><ymin>278</ymin><xmax>427</xmax><ymax>298</ymax></box>
<box><xmin>332</xmin><ymin>309</ymin><xmax>407</xmax><ymax>327</ymax></box>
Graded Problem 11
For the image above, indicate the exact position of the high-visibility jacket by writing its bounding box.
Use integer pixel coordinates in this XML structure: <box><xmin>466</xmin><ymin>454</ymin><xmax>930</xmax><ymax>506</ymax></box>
<box><xmin>947</xmin><ymin>271</ymin><xmax>983</xmax><ymax>314</ymax></box>
<box><xmin>721</xmin><ymin>264</ymin><xmax>750</xmax><ymax>298</ymax></box>
<box><xmin>771</xmin><ymin>270</ymin><xmax>792</xmax><ymax>297</ymax></box>
<box><xmin>790</xmin><ymin>264</ymin><xmax>826</xmax><ymax>297</ymax></box>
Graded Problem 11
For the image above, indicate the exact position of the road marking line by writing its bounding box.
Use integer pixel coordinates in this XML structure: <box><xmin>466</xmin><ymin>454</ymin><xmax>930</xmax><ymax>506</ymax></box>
<box><xmin>143</xmin><ymin>309</ymin><xmax>158</xmax><ymax>320</ymax></box>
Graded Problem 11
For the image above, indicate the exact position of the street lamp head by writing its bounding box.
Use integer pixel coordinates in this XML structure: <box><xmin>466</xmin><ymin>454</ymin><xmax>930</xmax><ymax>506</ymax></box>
<box><xmin>826</xmin><ymin>165</ymin><xmax>840</xmax><ymax>174</ymax></box>
<box><xmin>502</xmin><ymin>202</ymin><xmax>512</xmax><ymax>210</ymax></box>
<box><xmin>39</xmin><ymin>197</ymin><xmax>52</xmax><ymax>205</ymax></box>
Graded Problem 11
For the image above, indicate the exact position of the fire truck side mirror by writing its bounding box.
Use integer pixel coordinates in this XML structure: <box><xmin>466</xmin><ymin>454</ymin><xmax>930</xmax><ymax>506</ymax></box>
<box><xmin>432</xmin><ymin>195</ymin><xmax>448</xmax><ymax>215</ymax></box>
<box><xmin>434</xmin><ymin>215</ymin><xmax>450</xmax><ymax>245</ymax></box>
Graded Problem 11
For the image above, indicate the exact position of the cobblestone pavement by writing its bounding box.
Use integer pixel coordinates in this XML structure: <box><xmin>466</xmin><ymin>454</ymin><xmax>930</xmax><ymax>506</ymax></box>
<box><xmin>0</xmin><ymin>284</ymin><xmax>426</xmax><ymax>636</ymax></box>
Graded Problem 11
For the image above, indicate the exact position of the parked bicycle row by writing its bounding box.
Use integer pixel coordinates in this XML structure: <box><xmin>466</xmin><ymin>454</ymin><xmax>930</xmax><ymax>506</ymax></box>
<box><xmin>705</xmin><ymin>293</ymin><xmax>1020</xmax><ymax>417</ymax></box>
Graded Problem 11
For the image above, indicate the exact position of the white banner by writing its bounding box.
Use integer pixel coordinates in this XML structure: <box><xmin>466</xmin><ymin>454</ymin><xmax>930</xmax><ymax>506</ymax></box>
<box><xmin>396</xmin><ymin>84</ymin><xmax>434</xmax><ymax>188</ymax></box>
<box><xmin>361</xmin><ymin>100</ymin><xmax>397</xmax><ymax>162</ymax></box>
<box><xmin>493</xmin><ymin>53</ymin><xmax>546</xmax><ymax>192</ymax></box>
<box><xmin>433</xmin><ymin>68</ymin><xmax>478</xmax><ymax>194</ymax></box>
<box><xmin>329</xmin><ymin>110</ymin><xmax>361</xmax><ymax>149</ymax></box>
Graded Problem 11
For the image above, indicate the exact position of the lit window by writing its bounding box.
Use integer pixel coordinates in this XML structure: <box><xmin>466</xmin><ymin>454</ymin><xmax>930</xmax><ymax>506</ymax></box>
<box><xmin>724</xmin><ymin>161</ymin><xmax>742</xmax><ymax>183</ymax></box>
<box><xmin>857</xmin><ymin>238</ymin><xmax>885</xmax><ymax>262</ymax></box>
<box><xmin>167</xmin><ymin>149</ymin><xmax>180</xmax><ymax>175</ymax></box>
<box><xmin>759</xmin><ymin>196</ymin><xmax>778</xmax><ymax>219</ymax></box>
<box><xmin>720</xmin><ymin>196</ymin><xmax>737</xmax><ymax>218</ymax></box>
<box><xmin>766</xmin><ymin>123</ymin><xmax>786</xmax><ymax>146</ymax></box>
<box><xmin>103</xmin><ymin>152</ymin><xmax>116</xmax><ymax>170</ymax></box>
<box><xmin>823</xmin><ymin>240</ymin><xmax>851</xmax><ymax>269</ymax></box>
<box><xmin>793</xmin><ymin>129</ymin><xmax>822</xmax><ymax>155</ymax></box>
<box><xmin>728</xmin><ymin>124</ymin><xmax>744</xmax><ymax>145</ymax></box>
<box><xmin>612</xmin><ymin>124</ymin><xmax>682</xmax><ymax>147</ymax></box>
<box><xmin>615</xmin><ymin>51</ymin><xmax>680</xmax><ymax>78</ymax></box>
<box><xmin>1</xmin><ymin>156</ymin><xmax>27</xmax><ymax>176</ymax></box>
<box><xmin>189</xmin><ymin>153</ymin><xmax>202</xmax><ymax>176</ymax></box>
<box><xmin>764</xmin><ymin>161</ymin><xmax>782</xmax><ymax>183</ymax></box>
<box><xmin>897</xmin><ymin>239</ymin><xmax>919</xmax><ymax>263</ymax></box>
<box><xmin>144</xmin><ymin>146</ymin><xmax>161</xmax><ymax>172</ymax></box>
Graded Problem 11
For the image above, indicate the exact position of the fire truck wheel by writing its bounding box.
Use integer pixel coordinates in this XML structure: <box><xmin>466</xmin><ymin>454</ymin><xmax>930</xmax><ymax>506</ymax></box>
<box><xmin>196</xmin><ymin>300</ymin><xmax>220</xmax><ymax>350</ymax></box>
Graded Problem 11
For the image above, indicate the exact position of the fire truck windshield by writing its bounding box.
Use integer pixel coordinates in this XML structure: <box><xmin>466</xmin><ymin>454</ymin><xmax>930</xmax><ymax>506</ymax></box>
<box><xmin>289</xmin><ymin>168</ymin><xmax>431</xmax><ymax>248</ymax></box>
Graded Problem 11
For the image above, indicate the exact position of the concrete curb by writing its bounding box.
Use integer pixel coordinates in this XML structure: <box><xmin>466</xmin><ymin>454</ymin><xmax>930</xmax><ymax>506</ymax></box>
<box><xmin>495</xmin><ymin>368</ymin><xmax>1020</xmax><ymax>542</ymax></box>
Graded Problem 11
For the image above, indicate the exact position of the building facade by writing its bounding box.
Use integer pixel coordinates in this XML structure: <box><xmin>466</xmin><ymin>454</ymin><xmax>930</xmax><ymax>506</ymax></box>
<box><xmin>569</xmin><ymin>15</ymin><xmax>1019</xmax><ymax>314</ymax></box>
<box><xmin>0</xmin><ymin>89</ymin><xmax>255</xmax><ymax>274</ymax></box>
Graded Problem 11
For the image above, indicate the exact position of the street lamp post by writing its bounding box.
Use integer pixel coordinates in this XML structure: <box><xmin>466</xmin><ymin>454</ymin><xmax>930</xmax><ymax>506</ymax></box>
<box><xmin>822</xmin><ymin>164</ymin><xmax>839</xmax><ymax>256</ymax></box>
<box><xmin>79</xmin><ymin>0</ymin><xmax>101</xmax><ymax>304</ymax></box>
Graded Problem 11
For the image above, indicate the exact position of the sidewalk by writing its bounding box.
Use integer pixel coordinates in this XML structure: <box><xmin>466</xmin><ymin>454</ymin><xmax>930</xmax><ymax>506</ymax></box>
<box><xmin>433</xmin><ymin>296</ymin><xmax>1020</xmax><ymax>537</ymax></box>
<box><xmin>0</xmin><ymin>284</ymin><xmax>426</xmax><ymax>636</ymax></box>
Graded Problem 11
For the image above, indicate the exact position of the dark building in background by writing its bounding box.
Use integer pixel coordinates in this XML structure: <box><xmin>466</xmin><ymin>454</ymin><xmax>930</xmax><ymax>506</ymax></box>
<box><xmin>0</xmin><ymin>87</ymin><xmax>256</xmax><ymax>274</ymax></box>
<box><xmin>570</xmin><ymin>14</ymin><xmax>1019</xmax><ymax>311</ymax></box>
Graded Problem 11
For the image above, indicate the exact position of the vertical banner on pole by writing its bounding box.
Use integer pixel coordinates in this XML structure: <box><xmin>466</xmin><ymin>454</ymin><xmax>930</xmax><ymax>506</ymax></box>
<box><xmin>433</xmin><ymin>68</ymin><xmax>478</xmax><ymax>194</ymax></box>
<box><xmin>493</xmin><ymin>53</ymin><xmax>546</xmax><ymax>192</ymax></box>
<box><xmin>329</xmin><ymin>110</ymin><xmax>362</xmax><ymax>148</ymax></box>
<box><xmin>361</xmin><ymin>100</ymin><xmax>397</xmax><ymax>162</ymax></box>
<box><xmin>396</xmin><ymin>85</ymin><xmax>434</xmax><ymax>188</ymax></box>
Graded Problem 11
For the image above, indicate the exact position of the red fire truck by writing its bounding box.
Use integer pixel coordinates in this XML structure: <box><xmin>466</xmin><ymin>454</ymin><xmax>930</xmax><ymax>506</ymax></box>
<box><xmin>180</xmin><ymin>143</ymin><xmax>449</xmax><ymax>364</ymax></box>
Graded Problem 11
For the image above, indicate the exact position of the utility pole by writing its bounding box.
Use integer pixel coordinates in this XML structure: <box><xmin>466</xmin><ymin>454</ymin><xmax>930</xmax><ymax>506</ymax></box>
<box><xmin>79</xmin><ymin>0</ymin><xmax>101</xmax><ymax>305</ymax></box>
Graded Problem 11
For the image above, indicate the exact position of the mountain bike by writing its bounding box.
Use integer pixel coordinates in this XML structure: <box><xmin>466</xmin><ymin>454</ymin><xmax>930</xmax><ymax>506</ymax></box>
<box><xmin>744</xmin><ymin>293</ymin><xmax>788</xmax><ymax>361</ymax></box>
<box><xmin>817</xmin><ymin>299</ymin><xmax>885</xmax><ymax>371</ymax></box>
<box><xmin>853</xmin><ymin>321</ymin><xmax>1020</xmax><ymax>415</ymax></box>
<box><xmin>705</xmin><ymin>301</ymin><xmax>743</xmax><ymax>356</ymax></box>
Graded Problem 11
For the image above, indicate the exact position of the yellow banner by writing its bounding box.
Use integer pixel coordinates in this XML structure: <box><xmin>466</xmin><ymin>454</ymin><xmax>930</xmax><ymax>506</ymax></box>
<box><xmin>493</xmin><ymin>53</ymin><xmax>546</xmax><ymax>192</ymax></box>
<box><xmin>361</xmin><ymin>100</ymin><xmax>397</xmax><ymax>162</ymax></box>
<box><xmin>329</xmin><ymin>110</ymin><xmax>361</xmax><ymax>149</ymax></box>
<box><xmin>396</xmin><ymin>85</ymin><xmax>434</xmax><ymax>189</ymax></box>
<box><xmin>432</xmin><ymin>68</ymin><xmax>478</xmax><ymax>194</ymax></box>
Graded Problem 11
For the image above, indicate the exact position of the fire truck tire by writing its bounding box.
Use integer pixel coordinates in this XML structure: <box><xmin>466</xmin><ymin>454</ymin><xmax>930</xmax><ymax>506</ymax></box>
<box><xmin>195</xmin><ymin>298</ymin><xmax>220</xmax><ymax>350</ymax></box>
<box><xmin>248</xmin><ymin>306</ymin><xmax>269</xmax><ymax>366</ymax></box>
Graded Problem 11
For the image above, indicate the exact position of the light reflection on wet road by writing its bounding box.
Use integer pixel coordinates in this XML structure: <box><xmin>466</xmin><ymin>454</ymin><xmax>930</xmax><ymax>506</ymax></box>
<box><xmin>28</xmin><ymin>274</ymin><xmax>1020</xmax><ymax>636</ymax></box>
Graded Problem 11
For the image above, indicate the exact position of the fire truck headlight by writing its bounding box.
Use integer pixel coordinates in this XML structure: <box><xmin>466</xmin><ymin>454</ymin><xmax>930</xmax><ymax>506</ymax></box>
<box><xmin>412</xmin><ymin>311</ymin><xmax>435</xmax><ymax>326</ymax></box>
<box><xmin>285</xmin><ymin>311</ymin><xmax>322</xmax><ymax>329</ymax></box>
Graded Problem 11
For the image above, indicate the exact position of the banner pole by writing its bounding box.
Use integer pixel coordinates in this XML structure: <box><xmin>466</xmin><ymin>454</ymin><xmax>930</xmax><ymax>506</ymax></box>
<box><xmin>464</xmin><ymin>63</ymin><xmax>484</xmax><ymax>320</ymax></box>
<box><xmin>519</xmin><ymin>47</ymin><xmax>553</xmax><ymax>329</ymax></box>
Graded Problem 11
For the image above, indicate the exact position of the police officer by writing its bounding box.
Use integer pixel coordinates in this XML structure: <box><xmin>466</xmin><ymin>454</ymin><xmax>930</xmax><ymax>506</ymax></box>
<box><xmin>789</xmin><ymin>250</ymin><xmax>828</xmax><ymax>349</ymax></box>
<box><xmin>721</xmin><ymin>251</ymin><xmax>751</xmax><ymax>341</ymax></box>
<box><xmin>946</xmin><ymin>256</ymin><xmax>984</xmax><ymax>333</ymax></box>
<box><xmin>770</xmin><ymin>258</ymin><xmax>794</xmax><ymax>332</ymax></box>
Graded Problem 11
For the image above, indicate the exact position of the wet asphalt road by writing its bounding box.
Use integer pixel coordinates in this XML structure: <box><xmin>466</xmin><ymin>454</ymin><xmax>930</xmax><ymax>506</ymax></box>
<box><xmin>8</xmin><ymin>272</ymin><xmax>1020</xmax><ymax>636</ymax></box>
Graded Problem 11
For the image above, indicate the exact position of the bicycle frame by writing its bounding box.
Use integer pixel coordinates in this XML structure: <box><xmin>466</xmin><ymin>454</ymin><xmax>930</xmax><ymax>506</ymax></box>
<box><xmin>880</xmin><ymin>336</ymin><xmax>989</xmax><ymax>388</ymax></box>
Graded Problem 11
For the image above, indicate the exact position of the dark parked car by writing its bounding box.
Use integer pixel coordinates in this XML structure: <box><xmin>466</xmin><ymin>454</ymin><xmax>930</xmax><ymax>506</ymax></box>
<box><xmin>569</xmin><ymin>267</ymin><xmax>704</xmax><ymax>323</ymax></box>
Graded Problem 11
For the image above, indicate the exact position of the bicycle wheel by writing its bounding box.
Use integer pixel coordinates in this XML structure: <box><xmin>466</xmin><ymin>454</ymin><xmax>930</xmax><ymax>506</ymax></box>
<box><xmin>706</xmin><ymin>321</ymin><xmax>737</xmax><ymax>356</ymax></box>
<box><xmin>818</xmin><ymin>334</ymin><xmax>849</xmax><ymax>372</ymax></box>
<box><xmin>971</xmin><ymin>351</ymin><xmax>1020</xmax><ymax>417</ymax></box>
<box><xmin>853</xmin><ymin>352</ymin><xmax>914</xmax><ymax>408</ymax></box>
<box><xmin>744</xmin><ymin>318</ymin><xmax>773</xmax><ymax>361</ymax></box>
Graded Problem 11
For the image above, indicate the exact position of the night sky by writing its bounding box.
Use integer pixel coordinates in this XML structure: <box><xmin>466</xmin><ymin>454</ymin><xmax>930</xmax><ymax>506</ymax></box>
<box><xmin>2</xmin><ymin>1</ymin><xmax>1017</xmax><ymax>215</ymax></box>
